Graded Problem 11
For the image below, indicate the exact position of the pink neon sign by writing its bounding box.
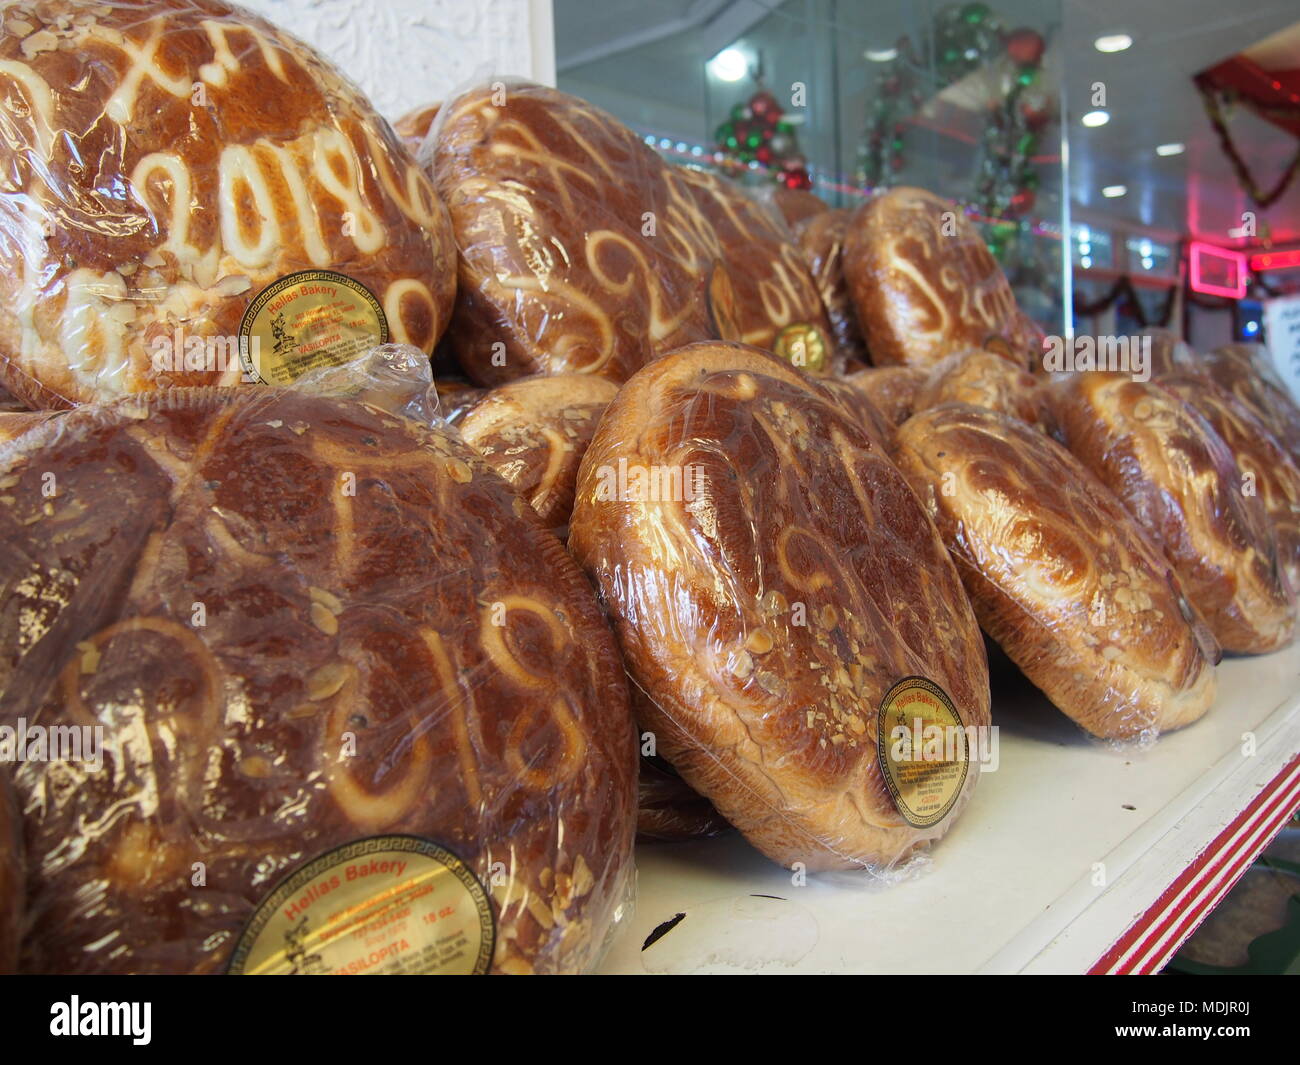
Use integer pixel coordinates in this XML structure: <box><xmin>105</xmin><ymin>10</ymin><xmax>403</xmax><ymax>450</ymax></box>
<box><xmin>1189</xmin><ymin>241</ymin><xmax>1247</xmax><ymax>299</ymax></box>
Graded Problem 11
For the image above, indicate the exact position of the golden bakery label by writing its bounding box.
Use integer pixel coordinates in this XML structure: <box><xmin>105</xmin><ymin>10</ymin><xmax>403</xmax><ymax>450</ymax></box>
<box><xmin>876</xmin><ymin>676</ymin><xmax>968</xmax><ymax>828</ymax></box>
<box><xmin>227</xmin><ymin>835</ymin><xmax>494</xmax><ymax>975</ymax></box>
<box><xmin>773</xmin><ymin>322</ymin><xmax>829</xmax><ymax>374</ymax></box>
<box><xmin>239</xmin><ymin>269</ymin><xmax>389</xmax><ymax>385</ymax></box>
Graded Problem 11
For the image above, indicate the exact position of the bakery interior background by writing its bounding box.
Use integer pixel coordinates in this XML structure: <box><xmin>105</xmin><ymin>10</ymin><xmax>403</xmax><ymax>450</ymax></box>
<box><xmin>241</xmin><ymin>0</ymin><xmax>1300</xmax><ymax>386</ymax></box>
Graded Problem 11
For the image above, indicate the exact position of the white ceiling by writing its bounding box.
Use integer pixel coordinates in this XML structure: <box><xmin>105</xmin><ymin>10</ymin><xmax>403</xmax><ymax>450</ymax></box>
<box><xmin>553</xmin><ymin>0</ymin><xmax>1300</xmax><ymax>247</ymax></box>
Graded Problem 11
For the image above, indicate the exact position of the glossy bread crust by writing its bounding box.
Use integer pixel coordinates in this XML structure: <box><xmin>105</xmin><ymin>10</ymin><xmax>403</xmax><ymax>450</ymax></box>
<box><xmin>843</xmin><ymin>187</ymin><xmax>1033</xmax><ymax>368</ymax></box>
<box><xmin>915</xmin><ymin>348</ymin><xmax>1057</xmax><ymax>433</ymax></box>
<box><xmin>432</xmin><ymin>83</ymin><xmax>832</xmax><ymax>384</ymax></box>
<box><xmin>0</xmin><ymin>387</ymin><xmax>635</xmax><ymax>974</ymax></box>
<box><xmin>457</xmin><ymin>373</ymin><xmax>619</xmax><ymax>534</ymax></box>
<box><xmin>794</xmin><ymin>209</ymin><xmax>867</xmax><ymax>366</ymax></box>
<box><xmin>895</xmin><ymin>404</ymin><xmax>1218</xmax><ymax>739</ymax></box>
<box><xmin>569</xmin><ymin>342</ymin><xmax>990</xmax><ymax>870</ymax></box>
<box><xmin>840</xmin><ymin>365</ymin><xmax>927</xmax><ymax>428</ymax></box>
<box><xmin>1158</xmin><ymin>372</ymin><xmax>1300</xmax><ymax>596</ymax></box>
<box><xmin>1057</xmin><ymin>374</ymin><xmax>1295</xmax><ymax>654</ymax></box>
<box><xmin>0</xmin><ymin>0</ymin><xmax>456</xmax><ymax>408</ymax></box>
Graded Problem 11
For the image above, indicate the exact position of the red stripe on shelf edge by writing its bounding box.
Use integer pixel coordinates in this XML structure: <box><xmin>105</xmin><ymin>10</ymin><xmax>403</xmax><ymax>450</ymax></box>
<box><xmin>1131</xmin><ymin>771</ymin><xmax>1300</xmax><ymax>974</ymax></box>
<box><xmin>1087</xmin><ymin>752</ymin><xmax>1300</xmax><ymax>974</ymax></box>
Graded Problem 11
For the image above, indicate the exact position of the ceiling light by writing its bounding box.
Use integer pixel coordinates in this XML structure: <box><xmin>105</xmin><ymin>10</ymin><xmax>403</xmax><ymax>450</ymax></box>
<box><xmin>1081</xmin><ymin>110</ymin><xmax>1109</xmax><ymax>127</ymax></box>
<box><xmin>1156</xmin><ymin>142</ymin><xmax>1185</xmax><ymax>156</ymax></box>
<box><xmin>1102</xmin><ymin>184</ymin><xmax>1127</xmax><ymax>198</ymax></box>
<box><xmin>865</xmin><ymin>47</ymin><xmax>898</xmax><ymax>62</ymax></box>
<box><xmin>1094</xmin><ymin>34</ymin><xmax>1132</xmax><ymax>53</ymax></box>
<box><xmin>708</xmin><ymin>47</ymin><xmax>748</xmax><ymax>82</ymax></box>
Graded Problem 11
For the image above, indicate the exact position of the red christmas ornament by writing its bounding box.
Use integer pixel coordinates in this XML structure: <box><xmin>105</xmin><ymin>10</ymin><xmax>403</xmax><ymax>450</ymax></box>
<box><xmin>750</xmin><ymin>90</ymin><xmax>783</xmax><ymax>122</ymax></box>
<box><xmin>1005</xmin><ymin>27</ymin><xmax>1045</xmax><ymax>68</ymax></box>
<box><xmin>1021</xmin><ymin>102</ymin><xmax>1050</xmax><ymax>130</ymax></box>
<box><xmin>1007</xmin><ymin>187</ymin><xmax>1036</xmax><ymax>217</ymax></box>
<box><xmin>756</xmin><ymin>146</ymin><xmax>772</xmax><ymax>164</ymax></box>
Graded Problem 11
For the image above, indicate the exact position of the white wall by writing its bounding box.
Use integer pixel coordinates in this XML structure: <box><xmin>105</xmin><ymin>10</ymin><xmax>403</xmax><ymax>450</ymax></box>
<box><xmin>238</xmin><ymin>0</ymin><xmax>555</xmax><ymax>121</ymax></box>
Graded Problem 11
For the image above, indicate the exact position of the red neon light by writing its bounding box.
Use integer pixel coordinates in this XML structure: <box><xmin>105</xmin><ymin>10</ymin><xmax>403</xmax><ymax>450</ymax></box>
<box><xmin>1189</xmin><ymin>241</ymin><xmax>1247</xmax><ymax>299</ymax></box>
<box><xmin>1251</xmin><ymin>249</ymin><xmax>1300</xmax><ymax>272</ymax></box>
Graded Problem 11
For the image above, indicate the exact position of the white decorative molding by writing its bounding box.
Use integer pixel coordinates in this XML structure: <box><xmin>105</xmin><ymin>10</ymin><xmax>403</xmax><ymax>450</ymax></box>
<box><xmin>238</xmin><ymin>0</ymin><xmax>554</xmax><ymax>120</ymax></box>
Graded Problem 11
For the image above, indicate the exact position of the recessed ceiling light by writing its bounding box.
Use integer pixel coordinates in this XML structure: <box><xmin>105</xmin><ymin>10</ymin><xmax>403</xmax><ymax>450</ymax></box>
<box><xmin>1095</xmin><ymin>34</ymin><xmax>1132</xmax><ymax>53</ymax></box>
<box><xmin>865</xmin><ymin>47</ymin><xmax>898</xmax><ymax>62</ymax></box>
<box><xmin>1156</xmin><ymin>142</ymin><xmax>1185</xmax><ymax>156</ymax></box>
<box><xmin>707</xmin><ymin>47</ymin><xmax>748</xmax><ymax>82</ymax></box>
<box><xmin>1081</xmin><ymin>110</ymin><xmax>1110</xmax><ymax>127</ymax></box>
<box><xmin>1102</xmin><ymin>184</ymin><xmax>1127</xmax><ymax>198</ymax></box>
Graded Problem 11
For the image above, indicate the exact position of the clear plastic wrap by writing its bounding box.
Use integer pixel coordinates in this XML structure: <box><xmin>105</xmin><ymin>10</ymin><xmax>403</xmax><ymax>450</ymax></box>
<box><xmin>842</xmin><ymin>187</ymin><xmax>1038</xmax><ymax>369</ymax></box>
<box><xmin>894</xmin><ymin>403</ymin><xmax>1220</xmax><ymax>742</ymax></box>
<box><xmin>1201</xmin><ymin>344</ymin><xmax>1300</xmax><ymax>459</ymax></box>
<box><xmin>0</xmin><ymin>0</ymin><xmax>456</xmax><ymax>408</ymax></box>
<box><xmin>1057</xmin><ymin>372</ymin><xmax>1295</xmax><ymax>655</ymax></box>
<box><xmin>429</xmin><ymin>80</ymin><xmax>834</xmax><ymax>384</ymax></box>
<box><xmin>913</xmin><ymin>348</ymin><xmax>1057</xmax><ymax>434</ymax></box>
<box><xmin>793</xmin><ymin>209</ymin><xmax>869</xmax><ymax>369</ymax></box>
<box><xmin>0</xmin><ymin>357</ymin><xmax>637</xmax><ymax>974</ymax></box>
<box><xmin>456</xmin><ymin>374</ymin><xmax>619</xmax><ymax>537</ymax></box>
<box><xmin>568</xmin><ymin>341</ymin><xmax>991</xmax><ymax>873</ymax></box>
<box><xmin>1157</xmin><ymin>373</ymin><xmax>1300</xmax><ymax>597</ymax></box>
<box><xmin>839</xmin><ymin>365</ymin><xmax>928</xmax><ymax>429</ymax></box>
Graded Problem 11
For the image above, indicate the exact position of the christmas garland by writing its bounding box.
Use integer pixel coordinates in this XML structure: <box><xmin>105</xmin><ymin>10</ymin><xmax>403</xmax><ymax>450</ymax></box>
<box><xmin>1196</xmin><ymin>82</ymin><xmax>1300</xmax><ymax>209</ymax></box>
<box><xmin>1072</xmin><ymin>275</ymin><xmax>1178</xmax><ymax>328</ymax></box>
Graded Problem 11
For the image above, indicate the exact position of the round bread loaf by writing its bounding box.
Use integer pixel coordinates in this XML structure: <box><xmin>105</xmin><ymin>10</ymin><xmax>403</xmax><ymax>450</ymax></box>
<box><xmin>1158</xmin><ymin>373</ymin><xmax>1300</xmax><ymax>596</ymax></box>
<box><xmin>432</xmin><ymin>82</ymin><xmax>832</xmax><ymax>384</ymax></box>
<box><xmin>793</xmin><ymin>209</ymin><xmax>868</xmax><ymax>366</ymax></box>
<box><xmin>1202</xmin><ymin>345</ymin><xmax>1300</xmax><ymax>458</ymax></box>
<box><xmin>840</xmin><ymin>365</ymin><xmax>927</xmax><ymax>428</ymax></box>
<box><xmin>0</xmin><ymin>387</ymin><xmax>635</xmax><ymax>974</ymax></box>
<box><xmin>394</xmin><ymin>101</ymin><xmax>442</xmax><ymax>156</ymax></box>
<box><xmin>1057</xmin><ymin>374</ymin><xmax>1295</xmax><ymax>654</ymax></box>
<box><xmin>638</xmin><ymin>759</ymin><xmax>731</xmax><ymax>843</ymax></box>
<box><xmin>457</xmin><ymin>374</ymin><xmax>619</xmax><ymax>535</ymax></box>
<box><xmin>895</xmin><ymin>404</ymin><xmax>1219</xmax><ymax>739</ymax></box>
<box><xmin>0</xmin><ymin>0</ymin><xmax>456</xmax><ymax>407</ymax></box>
<box><xmin>0</xmin><ymin>772</ymin><xmax>20</xmax><ymax>973</ymax></box>
<box><xmin>433</xmin><ymin>377</ymin><xmax>489</xmax><ymax>424</ymax></box>
<box><xmin>843</xmin><ymin>187</ymin><xmax>1033</xmax><ymax>368</ymax></box>
<box><xmin>569</xmin><ymin>342</ymin><xmax>990</xmax><ymax>871</ymax></box>
<box><xmin>915</xmin><ymin>348</ymin><xmax>1056</xmax><ymax>433</ymax></box>
<box><xmin>770</xmin><ymin>186</ymin><xmax>830</xmax><ymax>229</ymax></box>
<box><xmin>0</xmin><ymin>410</ymin><xmax>57</xmax><ymax>445</ymax></box>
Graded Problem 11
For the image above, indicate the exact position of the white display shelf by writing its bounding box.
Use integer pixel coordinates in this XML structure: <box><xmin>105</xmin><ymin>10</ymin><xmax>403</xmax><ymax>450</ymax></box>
<box><xmin>598</xmin><ymin>642</ymin><xmax>1300</xmax><ymax>974</ymax></box>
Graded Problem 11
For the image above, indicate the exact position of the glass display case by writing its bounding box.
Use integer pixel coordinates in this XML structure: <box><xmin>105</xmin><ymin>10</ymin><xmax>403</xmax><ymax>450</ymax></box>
<box><xmin>557</xmin><ymin>0</ymin><xmax>1070</xmax><ymax>336</ymax></box>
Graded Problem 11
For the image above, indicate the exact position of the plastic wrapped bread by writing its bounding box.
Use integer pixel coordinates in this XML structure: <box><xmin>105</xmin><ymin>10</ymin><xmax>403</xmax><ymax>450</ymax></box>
<box><xmin>914</xmin><ymin>348</ymin><xmax>1057</xmax><ymax>433</ymax></box>
<box><xmin>895</xmin><ymin>404</ymin><xmax>1219</xmax><ymax>740</ymax></box>
<box><xmin>1202</xmin><ymin>345</ymin><xmax>1300</xmax><ymax>458</ymax></box>
<box><xmin>1058</xmin><ymin>373</ymin><xmax>1295</xmax><ymax>654</ymax></box>
<box><xmin>1158</xmin><ymin>372</ymin><xmax>1300</xmax><ymax>596</ymax></box>
<box><xmin>839</xmin><ymin>365</ymin><xmax>927</xmax><ymax>429</ymax></box>
<box><xmin>843</xmin><ymin>187</ymin><xmax>1036</xmax><ymax>369</ymax></box>
<box><xmin>0</xmin><ymin>376</ymin><xmax>636</xmax><ymax>974</ymax></box>
<box><xmin>793</xmin><ymin>209</ymin><xmax>868</xmax><ymax>366</ymax></box>
<box><xmin>569</xmin><ymin>342</ymin><xmax>991</xmax><ymax>872</ymax></box>
<box><xmin>456</xmin><ymin>374</ymin><xmax>619</xmax><ymax>536</ymax></box>
<box><xmin>432</xmin><ymin>81</ymin><xmax>834</xmax><ymax>384</ymax></box>
<box><xmin>0</xmin><ymin>0</ymin><xmax>456</xmax><ymax>407</ymax></box>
